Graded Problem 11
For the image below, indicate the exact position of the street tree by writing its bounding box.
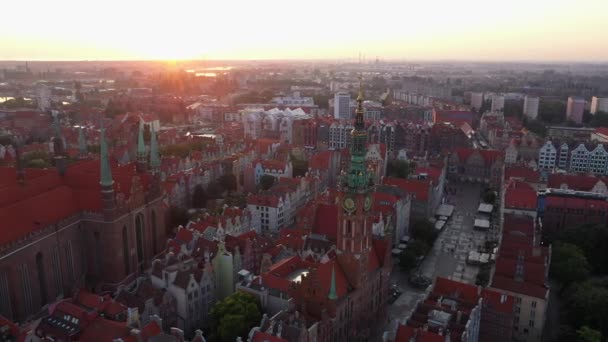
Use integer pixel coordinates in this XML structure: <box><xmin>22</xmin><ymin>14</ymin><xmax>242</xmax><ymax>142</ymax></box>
<box><xmin>209</xmin><ymin>291</ymin><xmax>261</xmax><ymax>342</ymax></box>
<box><xmin>259</xmin><ymin>174</ymin><xmax>276</xmax><ymax>190</ymax></box>
<box><xmin>550</xmin><ymin>243</ymin><xmax>590</xmax><ymax>292</ymax></box>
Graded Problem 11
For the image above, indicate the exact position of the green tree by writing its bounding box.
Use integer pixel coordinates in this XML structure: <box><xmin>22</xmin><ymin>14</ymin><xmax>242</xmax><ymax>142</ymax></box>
<box><xmin>399</xmin><ymin>240</ymin><xmax>429</xmax><ymax>271</ymax></box>
<box><xmin>555</xmin><ymin>224</ymin><xmax>608</xmax><ymax>274</ymax></box>
<box><xmin>192</xmin><ymin>184</ymin><xmax>207</xmax><ymax>209</ymax></box>
<box><xmin>290</xmin><ymin>155</ymin><xmax>309</xmax><ymax>178</ymax></box>
<box><xmin>387</xmin><ymin>160</ymin><xmax>412</xmax><ymax>179</ymax></box>
<box><xmin>539</xmin><ymin>100</ymin><xmax>566</xmax><ymax>124</ymax></box>
<box><xmin>566</xmin><ymin>280</ymin><xmax>608</xmax><ymax>339</ymax></box>
<box><xmin>590</xmin><ymin>112</ymin><xmax>608</xmax><ymax>128</ymax></box>
<box><xmin>26</xmin><ymin>158</ymin><xmax>50</xmax><ymax>169</ymax></box>
<box><xmin>209</xmin><ymin>291</ymin><xmax>261</xmax><ymax>342</ymax></box>
<box><xmin>410</xmin><ymin>220</ymin><xmax>438</xmax><ymax>245</ymax></box>
<box><xmin>577</xmin><ymin>326</ymin><xmax>602</xmax><ymax>342</ymax></box>
<box><xmin>259</xmin><ymin>174</ymin><xmax>276</xmax><ymax>190</ymax></box>
<box><xmin>483</xmin><ymin>189</ymin><xmax>497</xmax><ymax>204</ymax></box>
<box><xmin>523</xmin><ymin>118</ymin><xmax>547</xmax><ymax>137</ymax></box>
<box><xmin>550</xmin><ymin>243</ymin><xmax>590</xmax><ymax>292</ymax></box>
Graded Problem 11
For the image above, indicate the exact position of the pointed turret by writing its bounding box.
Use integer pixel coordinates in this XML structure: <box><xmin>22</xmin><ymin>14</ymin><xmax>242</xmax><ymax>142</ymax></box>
<box><xmin>342</xmin><ymin>75</ymin><xmax>371</xmax><ymax>192</ymax></box>
<box><xmin>328</xmin><ymin>264</ymin><xmax>338</xmax><ymax>300</ymax></box>
<box><xmin>100</xmin><ymin>121</ymin><xmax>114</xmax><ymax>187</ymax></box>
<box><xmin>78</xmin><ymin>127</ymin><xmax>87</xmax><ymax>157</ymax></box>
<box><xmin>149</xmin><ymin>125</ymin><xmax>161</xmax><ymax>172</ymax></box>
<box><xmin>136</xmin><ymin>122</ymin><xmax>147</xmax><ymax>173</ymax></box>
<box><xmin>100</xmin><ymin>119</ymin><xmax>116</xmax><ymax>217</ymax></box>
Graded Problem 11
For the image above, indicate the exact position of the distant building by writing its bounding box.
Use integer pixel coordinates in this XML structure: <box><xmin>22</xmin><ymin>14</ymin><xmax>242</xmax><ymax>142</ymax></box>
<box><xmin>491</xmin><ymin>94</ymin><xmax>505</xmax><ymax>112</ymax></box>
<box><xmin>566</xmin><ymin>96</ymin><xmax>585</xmax><ymax>124</ymax></box>
<box><xmin>590</xmin><ymin>96</ymin><xmax>608</xmax><ymax>114</ymax></box>
<box><xmin>523</xmin><ymin>96</ymin><xmax>540</xmax><ymax>120</ymax></box>
<box><xmin>333</xmin><ymin>92</ymin><xmax>352</xmax><ymax>120</ymax></box>
<box><xmin>271</xmin><ymin>92</ymin><xmax>315</xmax><ymax>107</ymax></box>
<box><xmin>471</xmin><ymin>92</ymin><xmax>484</xmax><ymax>111</ymax></box>
<box><xmin>546</xmin><ymin>126</ymin><xmax>594</xmax><ymax>141</ymax></box>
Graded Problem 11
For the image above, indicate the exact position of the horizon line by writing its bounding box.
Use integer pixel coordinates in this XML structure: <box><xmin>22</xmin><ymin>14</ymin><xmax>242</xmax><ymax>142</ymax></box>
<box><xmin>2</xmin><ymin>58</ymin><xmax>608</xmax><ymax>64</ymax></box>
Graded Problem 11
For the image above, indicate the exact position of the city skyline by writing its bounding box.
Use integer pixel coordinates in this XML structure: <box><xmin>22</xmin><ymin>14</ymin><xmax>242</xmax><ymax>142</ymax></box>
<box><xmin>2</xmin><ymin>0</ymin><xmax>608</xmax><ymax>62</ymax></box>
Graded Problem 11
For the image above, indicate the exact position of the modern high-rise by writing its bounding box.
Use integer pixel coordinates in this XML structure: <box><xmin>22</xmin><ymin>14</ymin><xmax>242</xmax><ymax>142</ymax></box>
<box><xmin>567</xmin><ymin>96</ymin><xmax>585</xmax><ymax>124</ymax></box>
<box><xmin>471</xmin><ymin>92</ymin><xmax>484</xmax><ymax>111</ymax></box>
<box><xmin>591</xmin><ymin>96</ymin><xmax>608</xmax><ymax>114</ymax></box>
<box><xmin>333</xmin><ymin>91</ymin><xmax>351</xmax><ymax>120</ymax></box>
<box><xmin>491</xmin><ymin>94</ymin><xmax>505</xmax><ymax>112</ymax></box>
<box><xmin>523</xmin><ymin>96</ymin><xmax>540</xmax><ymax>120</ymax></box>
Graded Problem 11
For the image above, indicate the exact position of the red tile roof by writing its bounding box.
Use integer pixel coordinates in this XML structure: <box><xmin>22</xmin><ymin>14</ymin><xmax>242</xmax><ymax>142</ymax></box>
<box><xmin>480</xmin><ymin>288</ymin><xmax>515</xmax><ymax>314</ymax></box>
<box><xmin>252</xmin><ymin>331</ymin><xmax>288</xmax><ymax>342</ymax></box>
<box><xmin>413</xmin><ymin>166</ymin><xmax>442</xmax><ymax>184</ymax></box>
<box><xmin>594</xmin><ymin>127</ymin><xmax>608</xmax><ymax>136</ymax></box>
<box><xmin>504</xmin><ymin>180</ymin><xmax>537</xmax><ymax>210</ymax></box>
<box><xmin>454</xmin><ymin>148</ymin><xmax>503</xmax><ymax>167</ymax></box>
<box><xmin>547</xmin><ymin>174</ymin><xmax>603</xmax><ymax>191</ymax></box>
<box><xmin>313</xmin><ymin>204</ymin><xmax>339</xmax><ymax>238</ymax></box>
<box><xmin>383</xmin><ymin>177</ymin><xmax>430</xmax><ymax>201</ymax></box>
<box><xmin>504</xmin><ymin>166</ymin><xmax>541</xmax><ymax>183</ymax></box>
<box><xmin>317</xmin><ymin>260</ymin><xmax>349</xmax><ymax>299</ymax></box>
<box><xmin>395</xmin><ymin>324</ymin><xmax>444</xmax><ymax>342</ymax></box>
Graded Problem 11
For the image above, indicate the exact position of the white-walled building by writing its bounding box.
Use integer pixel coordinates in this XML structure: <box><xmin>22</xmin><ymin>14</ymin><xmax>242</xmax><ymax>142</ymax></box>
<box><xmin>591</xmin><ymin>96</ymin><xmax>608</xmax><ymax>114</ymax></box>
<box><xmin>523</xmin><ymin>96</ymin><xmax>540</xmax><ymax>120</ymax></box>
<box><xmin>538</xmin><ymin>141</ymin><xmax>557</xmax><ymax>170</ymax></box>
<box><xmin>491</xmin><ymin>94</ymin><xmax>505</xmax><ymax>113</ymax></box>
<box><xmin>471</xmin><ymin>92</ymin><xmax>484</xmax><ymax>111</ymax></box>
<box><xmin>566</xmin><ymin>97</ymin><xmax>585</xmax><ymax>124</ymax></box>
<box><xmin>333</xmin><ymin>92</ymin><xmax>351</xmax><ymax>120</ymax></box>
<box><xmin>271</xmin><ymin>92</ymin><xmax>314</xmax><ymax>107</ymax></box>
<box><xmin>150</xmin><ymin>256</ymin><xmax>216</xmax><ymax>333</ymax></box>
<box><xmin>329</xmin><ymin>121</ymin><xmax>354</xmax><ymax>150</ymax></box>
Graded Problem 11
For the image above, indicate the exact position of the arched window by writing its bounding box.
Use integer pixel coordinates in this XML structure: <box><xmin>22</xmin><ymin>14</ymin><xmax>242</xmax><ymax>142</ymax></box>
<box><xmin>135</xmin><ymin>214</ymin><xmax>145</xmax><ymax>268</ymax></box>
<box><xmin>36</xmin><ymin>253</ymin><xmax>47</xmax><ymax>306</ymax></box>
<box><xmin>122</xmin><ymin>226</ymin><xmax>130</xmax><ymax>275</ymax></box>
<box><xmin>151</xmin><ymin>210</ymin><xmax>157</xmax><ymax>255</ymax></box>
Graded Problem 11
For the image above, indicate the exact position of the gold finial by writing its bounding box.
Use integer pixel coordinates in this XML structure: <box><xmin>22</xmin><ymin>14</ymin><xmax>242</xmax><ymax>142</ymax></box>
<box><xmin>357</xmin><ymin>74</ymin><xmax>364</xmax><ymax>101</ymax></box>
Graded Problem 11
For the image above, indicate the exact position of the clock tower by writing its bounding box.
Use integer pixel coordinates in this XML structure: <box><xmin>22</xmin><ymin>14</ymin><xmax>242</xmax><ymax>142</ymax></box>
<box><xmin>336</xmin><ymin>77</ymin><xmax>374</xmax><ymax>289</ymax></box>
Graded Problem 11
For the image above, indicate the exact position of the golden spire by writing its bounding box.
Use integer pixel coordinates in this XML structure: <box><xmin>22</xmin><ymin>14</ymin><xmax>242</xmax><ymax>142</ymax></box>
<box><xmin>357</xmin><ymin>74</ymin><xmax>364</xmax><ymax>102</ymax></box>
<box><xmin>355</xmin><ymin>74</ymin><xmax>364</xmax><ymax>128</ymax></box>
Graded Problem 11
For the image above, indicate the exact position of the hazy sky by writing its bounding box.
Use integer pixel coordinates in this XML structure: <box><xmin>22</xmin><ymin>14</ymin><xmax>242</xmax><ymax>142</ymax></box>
<box><xmin>2</xmin><ymin>0</ymin><xmax>607</xmax><ymax>61</ymax></box>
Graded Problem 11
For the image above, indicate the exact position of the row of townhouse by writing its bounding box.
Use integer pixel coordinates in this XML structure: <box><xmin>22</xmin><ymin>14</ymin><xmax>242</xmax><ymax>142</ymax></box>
<box><xmin>247</xmin><ymin>174</ymin><xmax>324</xmax><ymax>233</ymax></box>
<box><xmin>538</xmin><ymin>141</ymin><xmax>608</xmax><ymax>175</ymax></box>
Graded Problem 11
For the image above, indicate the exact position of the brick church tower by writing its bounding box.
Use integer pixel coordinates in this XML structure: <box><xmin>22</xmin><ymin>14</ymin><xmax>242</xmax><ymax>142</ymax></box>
<box><xmin>336</xmin><ymin>79</ymin><xmax>374</xmax><ymax>289</ymax></box>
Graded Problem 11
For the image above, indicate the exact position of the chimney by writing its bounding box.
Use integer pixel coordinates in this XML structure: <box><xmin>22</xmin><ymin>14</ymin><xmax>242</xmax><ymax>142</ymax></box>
<box><xmin>276</xmin><ymin>322</ymin><xmax>283</xmax><ymax>338</ymax></box>
<box><xmin>170</xmin><ymin>327</ymin><xmax>185</xmax><ymax>342</ymax></box>
<box><xmin>456</xmin><ymin>310</ymin><xmax>462</xmax><ymax>323</ymax></box>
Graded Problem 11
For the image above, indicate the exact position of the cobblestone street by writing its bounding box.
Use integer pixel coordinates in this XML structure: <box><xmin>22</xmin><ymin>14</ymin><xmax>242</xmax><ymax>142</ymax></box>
<box><xmin>372</xmin><ymin>181</ymin><xmax>496</xmax><ymax>340</ymax></box>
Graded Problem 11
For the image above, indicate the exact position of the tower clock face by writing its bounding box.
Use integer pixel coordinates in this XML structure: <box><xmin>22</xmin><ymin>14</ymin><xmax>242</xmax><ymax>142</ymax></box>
<box><xmin>343</xmin><ymin>197</ymin><xmax>356</xmax><ymax>213</ymax></box>
<box><xmin>364</xmin><ymin>195</ymin><xmax>372</xmax><ymax>211</ymax></box>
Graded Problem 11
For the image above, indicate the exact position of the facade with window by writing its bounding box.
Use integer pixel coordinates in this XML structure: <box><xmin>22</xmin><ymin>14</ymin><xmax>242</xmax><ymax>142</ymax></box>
<box><xmin>0</xmin><ymin>127</ymin><xmax>166</xmax><ymax>322</ymax></box>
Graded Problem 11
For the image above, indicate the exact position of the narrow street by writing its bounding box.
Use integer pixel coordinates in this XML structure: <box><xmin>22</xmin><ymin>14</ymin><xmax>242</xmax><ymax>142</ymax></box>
<box><xmin>371</xmin><ymin>181</ymin><xmax>494</xmax><ymax>340</ymax></box>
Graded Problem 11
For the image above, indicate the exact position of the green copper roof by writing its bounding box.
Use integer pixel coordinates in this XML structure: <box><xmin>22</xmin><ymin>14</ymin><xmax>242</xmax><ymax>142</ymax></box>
<box><xmin>341</xmin><ymin>78</ymin><xmax>372</xmax><ymax>192</ymax></box>
<box><xmin>137</xmin><ymin>122</ymin><xmax>146</xmax><ymax>157</ymax></box>
<box><xmin>99</xmin><ymin>121</ymin><xmax>114</xmax><ymax>187</ymax></box>
<box><xmin>328</xmin><ymin>264</ymin><xmax>338</xmax><ymax>300</ymax></box>
<box><xmin>149</xmin><ymin>125</ymin><xmax>160</xmax><ymax>170</ymax></box>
